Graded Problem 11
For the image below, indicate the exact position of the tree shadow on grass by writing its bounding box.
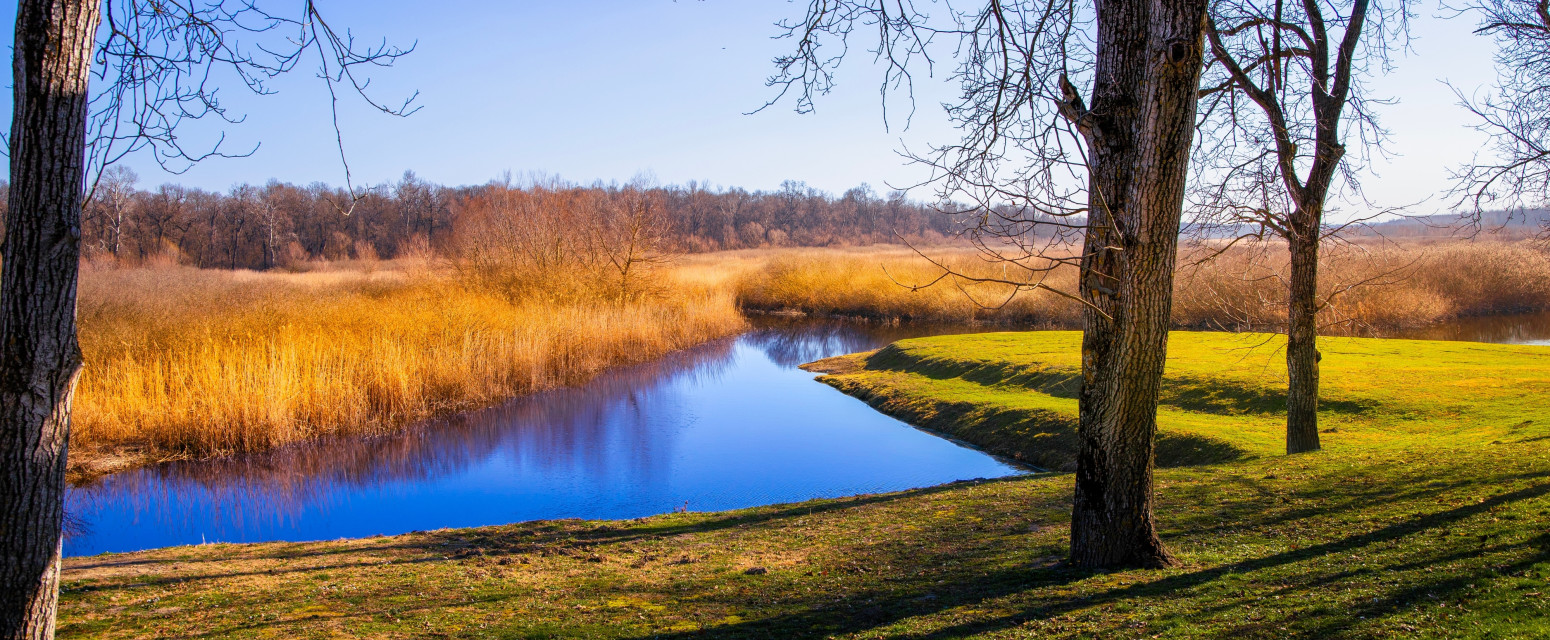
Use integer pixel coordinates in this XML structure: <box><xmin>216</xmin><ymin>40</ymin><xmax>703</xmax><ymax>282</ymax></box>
<box><xmin>60</xmin><ymin>451</ymin><xmax>1550</xmax><ymax>640</ymax></box>
<box><xmin>643</xmin><ymin>475</ymin><xmax>1550</xmax><ymax>639</ymax></box>
<box><xmin>828</xmin><ymin>377</ymin><xmax>1247</xmax><ymax>471</ymax></box>
<box><xmin>861</xmin><ymin>346</ymin><xmax>1379</xmax><ymax>418</ymax></box>
<box><xmin>61</xmin><ymin>475</ymin><xmax>1042</xmax><ymax>591</ymax></box>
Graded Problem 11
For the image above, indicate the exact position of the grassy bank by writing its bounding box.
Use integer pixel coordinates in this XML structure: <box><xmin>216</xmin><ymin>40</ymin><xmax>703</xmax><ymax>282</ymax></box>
<box><xmin>735</xmin><ymin>242</ymin><xmax>1550</xmax><ymax>330</ymax></box>
<box><xmin>71</xmin><ymin>264</ymin><xmax>745</xmax><ymax>480</ymax></box>
<box><xmin>59</xmin><ymin>332</ymin><xmax>1550</xmax><ymax>638</ymax></box>
<box><xmin>803</xmin><ymin>331</ymin><xmax>1547</xmax><ymax>470</ymax></box>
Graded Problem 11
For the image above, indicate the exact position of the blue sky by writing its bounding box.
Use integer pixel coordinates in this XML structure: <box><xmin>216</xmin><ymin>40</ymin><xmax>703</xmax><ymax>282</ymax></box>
<box><xmin>0</xmin><ymin>1</ymin><xmax>1505</xmax><ymax>213</ymax></box>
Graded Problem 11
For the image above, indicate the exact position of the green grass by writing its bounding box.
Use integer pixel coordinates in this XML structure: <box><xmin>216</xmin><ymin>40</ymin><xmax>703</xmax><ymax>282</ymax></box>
<box><xmin>59</xmin><ymin>331</ymin><xmax>1550</xmax><ymax>639</ymax></box>
<box><xmin>805</xmin><ymin>331</ymin><xmax>1548</xmax><ymax>469</ymax></box>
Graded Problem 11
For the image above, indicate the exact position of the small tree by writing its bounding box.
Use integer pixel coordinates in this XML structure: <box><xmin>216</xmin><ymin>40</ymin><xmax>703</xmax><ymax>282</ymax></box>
<box><xmin>84</xmin><ymin>165</ymin><xmax>139</xmax><ymax>259</ymax></box>
<box><xmin>590</xmin><ymin>186</ymin><xmax>673</xmax><ymax>301</ymax></box>
<box><xmin>1192</xmin><ymin>0</ymin><xmax>1410</xmax><ymax>453</ymax></box>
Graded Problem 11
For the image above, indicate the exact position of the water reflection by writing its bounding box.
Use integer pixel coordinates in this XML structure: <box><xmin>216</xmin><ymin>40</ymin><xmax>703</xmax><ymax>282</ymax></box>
<box><xmin>70</xmin><ymin>313</ymin><xmax>1547</xmax><ymax>556</ymax></box>
<box><xmin>744</xmin><ymin>317</ymin><xmax>974</xmax><ymax>367</ymax></box>
<box><xmin>1389</xmin><ymin>310</ymin><xmax>1550</xmax><ymax>345</ymax></box>
<box><xmin>66</xmin><ymin>319</ymin><xmax>1023</xmax><ymax>556</ymax></box>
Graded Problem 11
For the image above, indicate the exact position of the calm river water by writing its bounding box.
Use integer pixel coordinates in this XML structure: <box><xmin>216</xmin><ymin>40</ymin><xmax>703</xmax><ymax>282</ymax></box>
<box><xmin>64</xmin><ymin>320</ymin><xmax>1021</xmax><ymax>556</ymax></box>
<box><xmin>65</xmin><ymin>312</ymin><xmax>1550</xmax><ymax>557</ymax></box>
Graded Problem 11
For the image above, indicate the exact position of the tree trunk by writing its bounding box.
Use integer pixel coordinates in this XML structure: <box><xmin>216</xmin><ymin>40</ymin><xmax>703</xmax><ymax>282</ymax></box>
<box><xmin>1285</xmin><ymin>227</ymin><xmax>1321</xmax><ymax>454</ymax></box>
<box><xmin>1</xmin><ymin>1</ymin><xmax>101</xmax><ymax>638</ymax></box>
<box><xmin>1070</xmin><ymin>0</ymin><xmax>1207</xmax><ymax>569</ymax></box>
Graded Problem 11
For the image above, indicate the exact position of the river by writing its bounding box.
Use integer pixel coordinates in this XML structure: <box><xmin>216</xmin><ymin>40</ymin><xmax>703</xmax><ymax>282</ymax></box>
<box><xmin>64</xmin><ymin>312</ymin><xmax>1550</xmax><ymax>556</ymax></box>
<box><xmin>64</xmin><ymin>319</ymin><xmax>1020</xmax><ymax>556</ymax></box>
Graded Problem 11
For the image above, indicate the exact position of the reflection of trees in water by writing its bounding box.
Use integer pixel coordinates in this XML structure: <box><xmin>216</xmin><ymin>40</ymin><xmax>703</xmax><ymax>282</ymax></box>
<box><xmin>1390</xmin><ymin>311</ymin><xmax>1550</xmax><ymax>345</ymax></box>
<box><xmin>66</xmin><ymin>338</ymin><xmax>738</xmax><ymax>537</ymax></box>
<box><xmin>744</xmin><ymin>317</ymin><xmax>972</xmax><ymax>368</ymax></box>
<box><xmin>65</xmin><ymin>318</ymin><xmax>997</xmax><ymax>549</ymax></box>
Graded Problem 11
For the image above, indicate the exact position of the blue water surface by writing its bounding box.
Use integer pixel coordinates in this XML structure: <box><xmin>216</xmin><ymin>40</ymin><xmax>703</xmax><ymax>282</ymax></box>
<box><xmin>65</xmin><ymin>320</ymin><xmax>1026</xmax><ymax>556</ymax></box>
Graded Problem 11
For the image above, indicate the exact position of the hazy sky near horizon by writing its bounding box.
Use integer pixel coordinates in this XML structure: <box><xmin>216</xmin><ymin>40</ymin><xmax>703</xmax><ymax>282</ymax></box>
<box><xmin>0</xmin><ymin>1</ymin><xmax>1507</xmax><ymax>215</ymax></box>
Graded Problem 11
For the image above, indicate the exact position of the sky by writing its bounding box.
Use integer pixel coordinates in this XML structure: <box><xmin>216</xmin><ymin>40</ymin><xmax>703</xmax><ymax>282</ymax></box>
<box><xmin>0</xmin><ymin>1</ymin><xmax>1507</xmax><ymax>215</ymax></box>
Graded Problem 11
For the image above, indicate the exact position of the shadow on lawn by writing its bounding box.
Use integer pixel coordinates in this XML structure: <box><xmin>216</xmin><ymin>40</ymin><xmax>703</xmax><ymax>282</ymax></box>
<box><xmin>828</xmin><ymin>378</ymin><xmax>1247</xmax><ymax>471</ymax></box>
<box><xmin>62</xmin><ymin>475</ymin><xmax>1042</xmax><ymax>591</ymax></box>
<box><xmin>861</xmin><ymin>345</ymin><xmax>1378</xmax><ymax>418</ymax></box>
<box><xmin>60</xmin><ymin>453</ymin><xmax>1550</xmax><ymax>640</ymax></box>
<box><xmin>642</xmin><ymin>476</ymin><xmax>1550</xmax><ymax>639</ymax></box>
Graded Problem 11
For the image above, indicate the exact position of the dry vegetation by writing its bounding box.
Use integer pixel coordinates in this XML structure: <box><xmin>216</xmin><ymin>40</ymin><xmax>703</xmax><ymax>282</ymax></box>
<box><xmin>61</xmin><ymin>237</ymin><xmax>1549</xmax><ymax>480</ymax></box>
<box><xmin>735</xmin><ymin>246</ymin><xmax>1084</xmax><ymax>327</ymax></box>
<box><xmin>70</xmin><ymin>262</ymin><xmax>744</xmax><ymax>479</ymax></box>
<box><xmin>736</xmin><ymin>241</ymin><xmax>1550</xmax><ymax>333</ymax></box>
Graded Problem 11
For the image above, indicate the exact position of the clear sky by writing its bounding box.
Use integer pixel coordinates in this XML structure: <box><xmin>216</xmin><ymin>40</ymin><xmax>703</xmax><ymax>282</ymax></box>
<box><xmin>0</xmin><ymin>1</ymin><xmax>1504</xmax><ymax>214</ymax></box>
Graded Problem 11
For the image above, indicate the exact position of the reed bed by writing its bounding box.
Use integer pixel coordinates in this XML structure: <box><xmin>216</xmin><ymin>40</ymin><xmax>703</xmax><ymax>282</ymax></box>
<box><xmin>735</xmin><ymin>241</ymin><xmax>1550</xmax><ymax>332</ymax></box>
<box><xmin>63</xmin><ymin>239</ymin><xmax>1549</xmax><ymax>477</ymax></box>
<box><xmin>71</xmin><ymin>265</ymin><xmax>745</xmax><ymax>476</ymax></box>
<box><xmin>734</xmin><ymin>246</ymin><xmax>1084</xmax><ymax>326</ymax></box>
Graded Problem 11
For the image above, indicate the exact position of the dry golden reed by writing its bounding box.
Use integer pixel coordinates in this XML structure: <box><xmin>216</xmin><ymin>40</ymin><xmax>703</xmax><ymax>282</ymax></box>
<box><xmin>736</xmin><ymin>241</ymin><xmax>1550</xmax><ymax>332</ymax></box>
<box><xmin>734</xmin><ymin>246</ymin><xmax>1083</xmax><ymax>326</ymax></box>
<box><xmin>65</xmin><ymin>239</ymin><xmax>1549</xmax><ymax>476</ymax></box>
<box><xmin>71</xmin><ymin>264</ymin><xmax>744</xmax><ymax>473</ymax></box>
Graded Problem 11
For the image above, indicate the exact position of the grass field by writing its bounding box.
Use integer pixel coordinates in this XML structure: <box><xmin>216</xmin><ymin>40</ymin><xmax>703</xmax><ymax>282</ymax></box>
<box><xmin>57</xmin><ymin>331</ymin><xmax>1550</xmax><ymax>638</ymax></box>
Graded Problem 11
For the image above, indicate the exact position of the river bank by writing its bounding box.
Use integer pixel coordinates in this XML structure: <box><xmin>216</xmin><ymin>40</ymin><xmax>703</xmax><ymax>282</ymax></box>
<box><xmin>58</xmin><ymin>331</ymin><xmax>1550</xmax><ymax>638</ymax></box>
<box><xmin>68</xmin><ymin>264</ymin><xmax>746</xmax><ymax>482</ymax></box>
<box><xmin>68</xmin><ymin>242</ymin><xmax>1550</xmax><ymax>481</ymax></box>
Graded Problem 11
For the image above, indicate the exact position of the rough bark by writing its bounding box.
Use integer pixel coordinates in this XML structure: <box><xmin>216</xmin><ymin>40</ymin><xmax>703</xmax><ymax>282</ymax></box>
<box><xmin>1285</xmin><ymin>228</ymin><xmax>1322</xmax><ymax>454</ymax></box>
<box><xmin>1070</xmin><ymin>0</ymin><xmax>1207</xmax><ymax>569</ymax></box>
<box><xmin>1</xmin><ymin>0</ymin><xmax>101</xmax><ymax>638</ymax></box>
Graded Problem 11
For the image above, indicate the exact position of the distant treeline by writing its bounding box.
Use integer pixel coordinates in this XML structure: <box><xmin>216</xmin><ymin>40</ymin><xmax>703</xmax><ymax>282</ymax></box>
<box><xmin>0</xmin><ymin>170</ymin><xmax>1534</xmax><ymax>271</ymax></box>
<box><xmin>1357</xmin><ymin>209</ymin><xmax>1550</xmax><ymax>238</ymax></box>
<box><xmin>0</xmin><ymin>170</ymin><xmax>961</xmax><ymax>270</ymax></box>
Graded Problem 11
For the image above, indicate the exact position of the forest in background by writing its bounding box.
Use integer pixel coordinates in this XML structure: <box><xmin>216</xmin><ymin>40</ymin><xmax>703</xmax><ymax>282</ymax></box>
<box><xmin>0</xmin><ymin>171</ymin><xmax>960</xmax><ymax>270</ymax></box>
<box><xmin>0</xmin><ymin>168</ymin><xmax>1538</xmax><ymax>275</ymax></box>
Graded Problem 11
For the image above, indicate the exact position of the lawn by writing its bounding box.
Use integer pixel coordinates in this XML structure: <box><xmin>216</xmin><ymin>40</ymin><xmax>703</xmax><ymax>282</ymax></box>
<box><xmin>59</xmin><ymin>331</ymin><xmax>1550</xmax><ymax>639</ymax></box>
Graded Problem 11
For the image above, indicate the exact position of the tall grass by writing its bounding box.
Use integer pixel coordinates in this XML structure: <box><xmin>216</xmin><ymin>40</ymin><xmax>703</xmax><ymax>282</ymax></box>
<box><xmin>71</xmin><ymin>264</ymin><xmax>744</xmax><ymax>476</ymax></box>
<box><xmin>735</xmin><ymin>246</ymin><xmax>1083</xmax><ymax>327</ymax></box>
<box><xmin>735</xmin><ymin>241</ymin><xmax>1550</xmax><ymax>331</ymax></box>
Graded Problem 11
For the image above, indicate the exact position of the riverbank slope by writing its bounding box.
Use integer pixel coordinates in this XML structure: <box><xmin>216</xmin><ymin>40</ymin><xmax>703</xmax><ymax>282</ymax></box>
<box><xmin>59</xmin><ymin>332</ymin><xmax>1550</xmax><ymax>638</ymax></box>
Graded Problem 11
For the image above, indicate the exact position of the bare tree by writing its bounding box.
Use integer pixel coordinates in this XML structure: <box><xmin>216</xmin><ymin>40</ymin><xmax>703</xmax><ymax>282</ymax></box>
<box><xmin>1448</xmin><ymin>0</ymin><xmax>1550</xmax><ymax>222</ymax></box>
<box><xmin>0</xmin><ymin>2</ymin><xmax>413</xmax><ymax>636</ymax></box>
<box><xmin>1191</xmin><ymin>0</ymin><xmax>1409</xmax><ymax>453</ymax></box>
<box><xmin>452</xmin><ymin>179</ymin><xmax>594</xmax><ymax>298</ymax></box>
<box><xmin>771</xmin><ymin>0</ymin><xmax>1208</xmax><ymax>568</ymax></box>
<box><xmin>224</xmin><ymin>185</ymin><xmax>256</xmax><ymax>269</ymax></box>
<box><xmin>591</xmin><ymin>185</ymin><xmax>673</xmax><ymax>301</ymax></box>
<box><xmin>84</xmin><ymin>165</ymin><xmax>138</xmax><ymax>258</ymax></box>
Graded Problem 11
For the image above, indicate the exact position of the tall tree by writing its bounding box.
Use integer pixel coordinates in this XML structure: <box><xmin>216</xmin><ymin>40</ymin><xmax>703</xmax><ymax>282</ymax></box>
<box><xmin>1</xmin><ymin>4</ymin><xmax>101</xmax><ymax>637</ymax></box>
<box><xmin>771</xmin><ymin>0</ymin><xmax>1208</xmax><ymax>567</ymax></box>
<box><xmin>1193</xmin><ymin>0</ymin><xmax>1408</xmax><ymax>453</ymax></box>
<box><xmin>0</xmin><ymin>2</ymin><xmax>412</xmax><ymax>636</ymax></box>
<box><xmin>1449</xmin><ymin>0</ymin><xmax>1550</xmax><ymax>218</ymax></box>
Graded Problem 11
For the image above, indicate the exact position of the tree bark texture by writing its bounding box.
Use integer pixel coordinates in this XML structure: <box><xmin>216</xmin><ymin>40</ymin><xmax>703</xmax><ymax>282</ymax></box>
<box><xmin>1284</xmin><ymin>209</ymin><xmax>1324</xmax><ymax>454</ymax></box>
<box><xmin>1</xmin><ymin>0</ymin><xmax>101</xmax><ymax>638</ymax></box>
<box><xmin>1071</xmin><ymin>0</ymin><xmax>1207</xmax><ymax>569</ymax></box>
